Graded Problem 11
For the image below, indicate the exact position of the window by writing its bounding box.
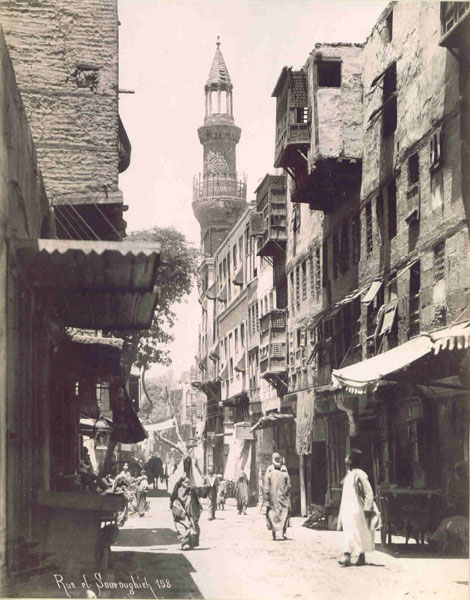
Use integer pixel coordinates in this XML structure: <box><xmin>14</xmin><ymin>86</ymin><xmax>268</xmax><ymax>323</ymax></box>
<box><xmin>352</xmin><ymin>213</ymin><xmax>360</xmax><ymax>263</ymax></box>
<box><xmin>295</xmin><ymin>265</ymin><xmax>300</xmax><ymax>307</ymax></box>
<box><xmin>234</xmin><ymin>328</ymin><xmax>239</xmax><ymax>354</ymax></box>
<box><xmin>339</xmin><ymin>223</ymin><xmax>349</xmax><ymax>274</ymax></box>
<box><xmin>315</xmin><ymin>248</ymin><xmax>322</xmax><ymax>300</ymax></box>
<box><xmin>376</xmin><ymin>193</ymin><xmax>385</xmax><ymax>245</ymax></box>
<box><xmin>383</xmin><ymin>63</ymin><xmax>397</xmax><ymax>137</ymax></box>
<box><xmin>295</xmin><ymin>107</ymin><xmax>308</xmax><ymax>123</ymax></box>
<box><xmin>409</xmin><ymin>261</ymin><xmax>421</xmax><ymax>337</ymax></box>
<box><xmin>290</xmin><ymin>271</ymin><xmax>295</xmax><ymax>311</ymax></box>
<box><xmin>255</xmin><ymin>302</ymin><xmax>260</xmax><ymax>331</ymax></box>
<box><xmin>429</xmin><ymin>128</ymin><xmax>442</xmax><ymax>171</ymax></box>
<box><xmin>309</xmin><ymin>255</ymin><xmax>315</xmax><ymax>297</ymax></box>
<box><xmin>408</xmin><ymin>153</ymin><xmax>420</xmax><ymax>186</ymax></box>
<box><xmin>433</xmin><ymin>241</ymin><xmax>446</xmax><ymax>282</ymax></box>
<box><xmin>233</xmin><ymin>245</ymin><xmax>237</xmax><ymax>269</ymax></box>
<box><xmin>388</xmin><ymin>180</ymin><xmax>397</xmax><ymax>239</ymax></box>
<box><xmin>318</xmin><ymin>60</ymin><xmax>341</xmax><ymax>88</ymax></box>
<box><xmin>332</xmin><ymin>234</ymin><xmax>339</xmax><ymax>280</ymax></box>
<box><xmin>385</xmin><ymin>10</ymin><xmax>393</xmax><ymax>42</ymax></box>
<box><xmin>366</xmin><ymin>203</ymin><xmax>373</xmax><ymax>254</ymax></box>
<box><xmin>322</xmin><ymin>241</ymin><xmax>329</xmax><ymax>287</ymax></box>
<box><xmin>240</xmin><ymin>323</ymin><xmax>245</xmax><ymax>347</ymax></box>
<box><xmin>302</xmin><ymin>260</ymin><xmax>307</xmax><ymax>300</ymax></box>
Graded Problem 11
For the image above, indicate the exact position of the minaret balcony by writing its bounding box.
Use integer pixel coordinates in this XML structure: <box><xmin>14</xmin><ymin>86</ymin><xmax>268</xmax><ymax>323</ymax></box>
<box><xmin>193</xmin><ymin>174</ymin><xmax>247</xmax><ymax>202</ymax></box>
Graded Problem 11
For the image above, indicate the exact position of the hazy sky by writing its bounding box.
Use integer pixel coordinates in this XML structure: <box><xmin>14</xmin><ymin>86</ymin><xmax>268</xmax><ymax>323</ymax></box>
<box><xmin>117</xmin><ymin>0</ymin><xmax>388</xmax><ymax>379</ymax></box>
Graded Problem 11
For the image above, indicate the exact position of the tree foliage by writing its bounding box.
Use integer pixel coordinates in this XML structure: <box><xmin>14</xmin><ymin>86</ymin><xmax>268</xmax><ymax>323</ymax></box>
<box><xmin>117</xmin><ymin>226</ymin><xmax>199</xmax><ymax>376</ymax></box>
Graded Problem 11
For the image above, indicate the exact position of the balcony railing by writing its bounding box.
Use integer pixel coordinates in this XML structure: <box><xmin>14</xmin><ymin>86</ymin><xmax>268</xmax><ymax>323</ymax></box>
<box><xmin>440</xmin><ymin>2</ymin><xmax>470</xmax><ymax>47</ymax></box>
<box><xmin>259</xmin><ymin>342</ymin><xmax>287</xmax><ymax>374</ymax></box>
<box><xmin>193</xmin><ymin>174</ymin><xmax>247</xmax><ymax>202</ymax></box>
<box><xmin>259</xmin><ymin>309</ymin><xmax>286</xmax><ymax>334</ymax></box>
<box><xmin>274</xmin><ymin>117</ymin><xmax>310</xmax><ymax>168</ymax></box>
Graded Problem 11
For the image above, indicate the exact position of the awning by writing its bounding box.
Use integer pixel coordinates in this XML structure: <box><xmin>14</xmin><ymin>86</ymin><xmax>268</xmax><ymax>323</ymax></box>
<box><xmin>219</xmin><ymin>363</ymin><xmax>229</xmax><ymax>381</ymax></box>
<box><xmin>206</xmin><ymin>282</ymin><xmax>217</xmax><ymax>300</ymax></box>
<box><xmin>331</xmin><ymin>321</ymin><xmax>470</xmax><ymax>394</ymax></box>
<box><xmin>209</xmin><ymin>341</ymin><xmax>220</xmax><ymax>361</ymax></box>
<box><xmin>217</xmin><ymin>284</ymin><xmax>227</xmax><ymax>303</ymax></box>
<box><xmin>296</xmin><ymin>390</ymin><xmax>315</xmax><ymax>455</ymax></box>
<box><xmin>234</xmin><ymin>351</ymin><xmax>246</xmax><ymax>372</ymax></box>
<box><xmin>232</xmin><ymin>264</ymin><xmax>244</xmax><ymax>286</ymax></box>
<box><xmin>362</xmin><ymin>280</ymin><xmax>383</xmax><ymax>305</ymax></box>
<box><xmin>15</xmin><ymin>239</ymin><xmax>160</xmax><ymax>330</ymax></box>
<box><xmin>250</xmin><ymin>412</ymin><xmax>294</xmax><ymax>433</ymax></box>
<box><xmin>66</xmin><ymin>333</ymin><xmax>123</xmax><ymax>378</ymax></box>
<box><xmin>307</xmin><ymin>289</ymin><xmax>362</xmax><ymax>330</ymax></box>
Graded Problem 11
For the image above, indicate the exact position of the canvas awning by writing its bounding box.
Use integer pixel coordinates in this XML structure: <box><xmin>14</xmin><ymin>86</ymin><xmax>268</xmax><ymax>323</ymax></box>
<box><xmin>219</xmin><ymin>363</ymin><xmax>229</xmax><ymax>381</ymax></box>
<box><xmin>234</xmin><ymin>351</ymin><xmax>246</xmax><ymax>372</ymax></box>
<box><xmin>79</xmin><ymin>416</ymin><xmax>113</xmax><ymax>436</ymax></box>
<box><xmin>217</xmin><ymin>284</ymin><xmax>227</xmax><ymax>303</ymax></box>
<box><xmin>66</xmin><ymin>334</ymin><xmax>123</xmax><ymax>378</ymax></box>
<box><xmin>15</xmin><ymin>239</ymin><xmax>160</xmax><ymax>330</ymax></box>
<box><xmin>209</xmin><ymin>341</ymin><xmax>220</xmax><ymax>361</ymax></box>
<box><xmin>250</xmin><ymin>412</ymin><xmax>294</xmax><ymax>432</ymax></box>
<box><xmin>232</xmin><ymin>264</ymin><xmax>244</xmax><ymax>286</ymax></box>
<box><xmin>144</xmin><ymin>418</ymin><xmax>175</xmax><ymax>433</ymax></box>
<box><xmin>331</xmin><ymin>321</ymin><xmax>470</xmax><ymax>394</ymax></box>
<box><xmin>206</xmin><ymin>282</ymin><xmax>217</xmax><ymax>300</ymax></box>
<box><xmin>362</xmin><ymin>280</ymin><xmax>383</xmax><ymax>305</ymax></box>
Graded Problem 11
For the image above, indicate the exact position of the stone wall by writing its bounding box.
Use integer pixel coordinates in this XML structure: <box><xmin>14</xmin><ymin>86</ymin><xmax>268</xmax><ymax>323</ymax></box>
<box><xmin>0</xmin><ymin>0</ymin><xmax>121</xmax><ymax>207</ymax></box>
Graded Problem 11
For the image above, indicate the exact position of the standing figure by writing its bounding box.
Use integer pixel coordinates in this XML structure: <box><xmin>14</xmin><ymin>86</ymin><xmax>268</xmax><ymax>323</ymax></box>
<box><xmin>170</xmin><ymin>456</ymin><xmax>202</xmax><ymax>551</ymax></box>
<box><xmin>136</xmin><ymin>474</ymin><xmax>149</xmax><ymax>518</ymax></box>
<box><xmin>236</xmin><ymin>471</ymin><xmax>249</xmax><ymax>515</ymax></box>
<box><xmin>217</xmin><ymin>477</ymin><xmax>227</xmax><ymax>510</ymax></box>
<box><xmin>204</xmin><ymin>467</ymin><xmax>219</xmax><ymax>521</ymax></box>
<box><xmin>337</xmin><ymin>449</ymin><xmax>375</xmax><ymax>567</ymax></box>
<box><xmin>264</xmin><ymin>453</ymin><xmax>291</xmax><ymax>541</ymax></box>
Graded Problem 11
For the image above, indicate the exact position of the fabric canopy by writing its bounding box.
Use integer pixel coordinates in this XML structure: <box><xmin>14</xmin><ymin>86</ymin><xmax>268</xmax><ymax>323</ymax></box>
<box><xmin>250</xmin><ymin>412</ymin><xmax>294</xmax><ymax>432</ymax></box>
<box><xmin>331</xmin><ymin>321</ymin><xmax>470</xmax><ymax>394</ymax></box>
<box><xmin>232</xmin><ymin>265</ymin><xmax>244</xmax><ymax>286</ymax></box>
<box><xmin>206</xmin><ymin>282</ymin><xmax>218</xmax><ymax>300</ymax></box>
<box><xmin>79</xmin><ymin>416</ymin><xmax>112</xmax><ymax>436</ymax></box>
<box><xmin>144</xmin><ymin>418</ymin><xmax>175</xmax><ymax>433</ymax></box>
<box><xmin>209</xmin><ymin>341</ymin><xmax>220</xmax><ymax>361</ymax></box>
<box><xmin>234</xmin><ymin>351</ymin><xmax>246</xmax><ymax>372</ymax></box>
<box><xmin>217</xmin><ymin>284</ymin><xmax>227</xmax><ymax>303</ymax></box>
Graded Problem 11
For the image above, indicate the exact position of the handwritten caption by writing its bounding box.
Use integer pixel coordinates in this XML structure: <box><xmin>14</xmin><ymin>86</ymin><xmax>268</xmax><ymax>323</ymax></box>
<box><xmin>53</xmin><ymin>573</ymin><xmax>171</xmax><ymax>598</ymax></box>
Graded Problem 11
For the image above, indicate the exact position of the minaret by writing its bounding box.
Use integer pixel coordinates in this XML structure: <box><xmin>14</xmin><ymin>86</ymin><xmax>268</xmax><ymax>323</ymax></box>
<box><xmin>192</xmin><ymin>38</ymin><xmax>247</xmax><ymax>256</ymax></box>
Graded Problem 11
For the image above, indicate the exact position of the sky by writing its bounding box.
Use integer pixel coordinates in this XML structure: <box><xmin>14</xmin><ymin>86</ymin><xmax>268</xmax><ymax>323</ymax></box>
<box><xmin>117</xmin><ymin>0</ymin><xmax>388</xmax><ymax>380</ymax></box>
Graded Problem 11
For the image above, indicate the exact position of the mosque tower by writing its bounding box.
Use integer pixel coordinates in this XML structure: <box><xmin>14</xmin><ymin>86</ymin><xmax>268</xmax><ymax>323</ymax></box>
<box><xmin>192</xmin><ymin>38</ymin><xmax>247</xmax><ymax>256</ymax></box>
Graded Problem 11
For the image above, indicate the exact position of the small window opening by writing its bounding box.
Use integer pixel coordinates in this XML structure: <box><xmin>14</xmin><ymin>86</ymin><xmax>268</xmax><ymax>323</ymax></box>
<box><xmin>383</xmin><ymin>63</ymin><xmax>397</xmax><ymax>137</ymax></box>
<box><xmin>295</xmin><ymin>107</ymin><xmax>308</xmax><ymax>123</ymax></box>
<box><xmin>388</xmin><ymin>180</ymin><xmax>397</xmax><ymax>239</ymax></box>
<box><xmin>433</xmin><ymin>242</ymin><xmax>446</xmax><ymax>282</ymax></box>
<box><xmin>366</xmin><ymin>202</ymin><xmax>373</xmax><ymax>254</ymax></box>
<box><xmin>408</xmin><ymin>153</ymin><xmax>420</xmax><ymax>186</ymax></box>
<box><xmin>318</xmin><ymin>60</ymin><xmax>342</xmax><ymax>88</ymax></box>
<box><xmin>385</xmin><ymin>11</ymin><xmax>393</xmax><ymax>42</ymax></box>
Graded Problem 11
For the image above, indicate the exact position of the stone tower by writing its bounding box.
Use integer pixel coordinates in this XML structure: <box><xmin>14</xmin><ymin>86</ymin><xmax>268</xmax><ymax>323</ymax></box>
<box><xmin>192</xmin><ymin>39</ymin><xmax>247</xmax><ymax>256</ymax></box>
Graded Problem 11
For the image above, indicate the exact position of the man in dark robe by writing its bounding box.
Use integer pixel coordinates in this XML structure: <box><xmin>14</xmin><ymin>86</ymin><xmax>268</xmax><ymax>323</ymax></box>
<box><xmin>236</xmin><ymin>471</ymin><xmax>249</xmax><ymax>515</ymax></box>
<box><xmin>264</xmin><ymin>452</ymin><xmax>291</xmax><ymax>540</ymax></box>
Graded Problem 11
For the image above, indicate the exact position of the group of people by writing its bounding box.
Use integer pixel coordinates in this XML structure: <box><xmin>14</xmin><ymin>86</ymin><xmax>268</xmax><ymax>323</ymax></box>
<box><xmin>110</xmin><ymin>462</ymin><xmax>150</xmax><ymax>525</ymax></box>
<box><xmin>201</xmin><ymin>467</ymin><xmax>250</xmax><ymax>519</ymax></box>
<box><xmin>166</xmin><ymin>448</ymin><xmax>379</xmax><ymax>567</ymax></box>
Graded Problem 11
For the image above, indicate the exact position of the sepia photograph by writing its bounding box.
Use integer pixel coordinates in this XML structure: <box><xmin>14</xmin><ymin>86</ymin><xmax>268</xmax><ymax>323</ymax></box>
<box><xmin>0</xmin><ymin>0</ymin><xmax>469</xmax><ymax>598</ymax></box>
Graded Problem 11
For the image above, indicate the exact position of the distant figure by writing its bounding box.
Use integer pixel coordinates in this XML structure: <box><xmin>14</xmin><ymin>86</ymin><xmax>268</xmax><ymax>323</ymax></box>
<box><xmin>236</xmin><ymin>471</ymin><xmax>249</xmax><ymax>515</ymax></box>
<box><xmin>264</xmin><ymin>453</ymin><xmax>291</xmax><ymax>541</ymax></box>
<box><xmin>136</xmin><ymin>474</ymin><xmax>149</xmax><ymax>517</ymax></box>
<box><xmin>204</xmin><ymin>467</ymin><xmax>219</xmax><ymax>520</ymax></box>
<box><xmin>337</xmin><ymin>449</ymin><xmax>376</xmax><ymax>567</ymax></box>
<box><xmin>170</xmin><ymin>456</ymin><xmax>202</xmax><ymax>550</ymax></box>
<box><xmin>280</xmin><ymin>456</ymin><xmax>288</xmax><ymax>473</ymax></box>
<box><xmin>217</xmin><ymin>476</ymin><xmax>227</xmax><ymax>510</ymax></box>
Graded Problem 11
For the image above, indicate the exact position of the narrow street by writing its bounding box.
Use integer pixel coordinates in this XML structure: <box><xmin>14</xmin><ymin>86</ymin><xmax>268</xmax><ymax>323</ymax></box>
<box><xmin>108</xmin><ymin>490</ymin><xmax>468</xmax><ymax>600</ymax></box>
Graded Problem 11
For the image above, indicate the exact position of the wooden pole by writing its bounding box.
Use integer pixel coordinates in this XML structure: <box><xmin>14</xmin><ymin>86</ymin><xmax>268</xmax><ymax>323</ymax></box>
<box><xmin>299</xmin><ymin>454</ymin><xmax>306</xmax><ymax>517</ymax></box>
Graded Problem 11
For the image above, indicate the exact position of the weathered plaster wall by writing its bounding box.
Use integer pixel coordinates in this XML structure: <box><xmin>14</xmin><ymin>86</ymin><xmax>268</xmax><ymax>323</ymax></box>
<box><xmin>0</xmin><ymin>0</ymin><xmax>120</xmax><ymax>206</ymax></box>
<box><xmin>309</xmin><ymin>44</ymin><xmax>363</xmax><ymax>162</ymax></box>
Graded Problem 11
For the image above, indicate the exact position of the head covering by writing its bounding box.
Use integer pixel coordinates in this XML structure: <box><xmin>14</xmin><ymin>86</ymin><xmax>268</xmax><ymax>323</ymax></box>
<box><xmin>272</xmin><ymin>452</ymin><xmax>282</xmax><ymax>466</ymax></box>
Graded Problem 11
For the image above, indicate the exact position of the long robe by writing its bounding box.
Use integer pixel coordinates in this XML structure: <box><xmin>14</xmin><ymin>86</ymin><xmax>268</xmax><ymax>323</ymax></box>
<box><xmin>236</xmin><ymin>473</ymin><xmax>249</xmax><ymax>514</ymax></box>
<box><xmin>204</xmin><ymin>475</ymin><xmax>218</xmax><ymax>519</ymax></box>
<box><xmin>337</xmin><ymin>468</ymin><xmax>375</xmax><ymax>555</ymax></box>
<box><xmin>264</xmin><ymin>466</ymin><xmax>291</xmax><ymax>534</ymax></box>
<box><xmin>170</xmin><ymin>476</ymin><xmax>202</xmax><ymax>549</ymax></box>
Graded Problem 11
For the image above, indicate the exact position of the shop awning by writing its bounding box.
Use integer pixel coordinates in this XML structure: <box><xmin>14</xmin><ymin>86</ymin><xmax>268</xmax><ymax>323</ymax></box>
<box><xmin>331</xmin><ymin>321</ymin><xmax>470</xmax><ymax>394</ymax></box>
<box><xmin>209</xmin><ymin>341</ymin><xmax>220</xmax><ymax>361</ymax></box>
<box><xmin>219</xmin><ymin>363</ymin><xmax>229</xmax><ymax>381</ymax></box>
<box><xmin>66</xmin><ymin>333</ymin><xmax>123</xmax><ymax>378</ymax></box>
<box><xmin>250</xmin><ymin>412</ymin><xmax>294</xmax><ymax>433</ymax></box>
<box><xmin>362</xmin><ymin>280</ymin><xmax>382</xmax><ymax>305</ymax></box>
<box><xmin>144</xmin><ymin>418</ymin><xmax>175</xmax><ymax>433</ymax></box>
<box><xmin>15</xmin><ymin>239</ymin><xmax>160</xmax><ymax>330</ymax></box>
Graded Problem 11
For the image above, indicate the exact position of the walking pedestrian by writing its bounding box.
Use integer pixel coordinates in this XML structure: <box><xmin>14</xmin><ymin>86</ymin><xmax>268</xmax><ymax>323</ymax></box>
<box><xmin>337</xmin><ymin>448</ymin><xmax>376</xmax><ymax>567</ymax></box>
<box><xmin>170</xmin><ymin>456</ymin><xmax>202</xmax><ymax>551</ymax></box>
<box><xmin>204</xmin><ymin>466</ymin><xmax>219</xmax><ymax>520</ymax></box>
<box><xmin>236</xmin><ymin>471</ymin><xmax>249</xmax><ymax>515</ymax></box>
<box><xmin>264</xmin><ymin>452</ymin><xmax>291</xmax><ymax>541</ymax></box>
<box><xmin>136</xmin><ymin>473</ymin><xmax>149</xmax><ymax>517</ymax></box>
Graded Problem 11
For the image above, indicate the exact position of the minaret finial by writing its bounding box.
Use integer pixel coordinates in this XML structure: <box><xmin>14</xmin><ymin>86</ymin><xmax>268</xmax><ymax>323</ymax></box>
<box><xmin>216</xmin><ymin>36</ymin><xmax>220</xmax><ymax>49</ymax></box>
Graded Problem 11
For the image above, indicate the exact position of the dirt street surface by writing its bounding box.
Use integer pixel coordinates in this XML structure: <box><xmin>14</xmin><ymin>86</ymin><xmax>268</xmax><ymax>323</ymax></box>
<box><xmin>106</xmin><ymin>491</ymin><xmax>468</xmax><ymax>600</ymax></box>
